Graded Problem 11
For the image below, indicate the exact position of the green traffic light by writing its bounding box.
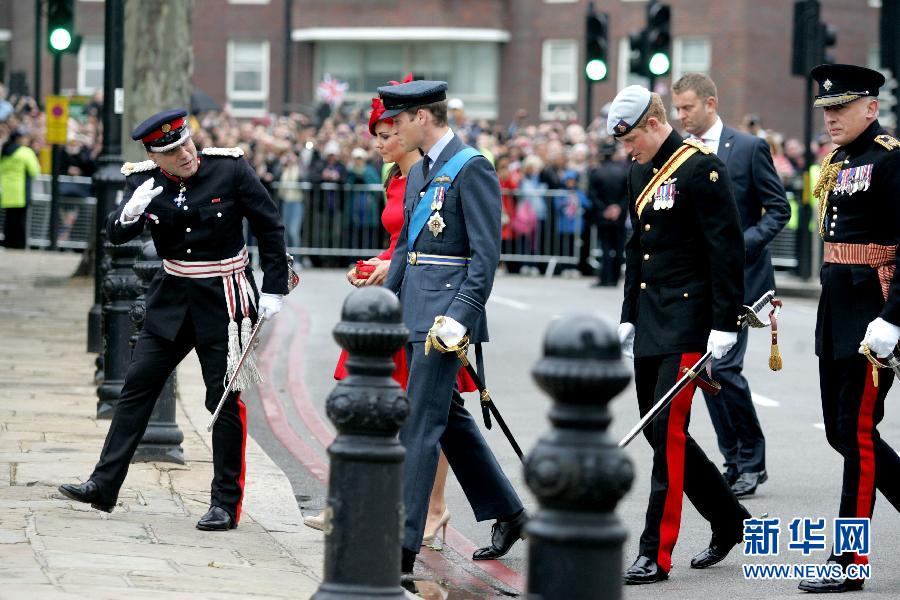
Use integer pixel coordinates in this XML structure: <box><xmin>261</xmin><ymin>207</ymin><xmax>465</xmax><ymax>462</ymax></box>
<box><xmin>648</xmin><ymin>52</ymin><xmax>670</xmax><ymax>76</ymax></box>
<box><xmin>585</xmin><ymin>59</ymin><xmax>608</xmax><ymax>82</ymax></box>
<box><xmin>49</xmin><ymin>27</ymin><xmax>72</xmax><ymax>52</ymax></box>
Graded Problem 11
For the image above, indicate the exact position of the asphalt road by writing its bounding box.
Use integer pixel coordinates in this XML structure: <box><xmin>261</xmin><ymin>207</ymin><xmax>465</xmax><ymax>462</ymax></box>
<box><xmin>244</xmin><ymin>268</ymin><xmax>900</xmax><ymax>599</ymax></box>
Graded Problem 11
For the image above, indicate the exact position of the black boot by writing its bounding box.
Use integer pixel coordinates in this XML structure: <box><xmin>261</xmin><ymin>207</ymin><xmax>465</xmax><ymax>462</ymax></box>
<box><xmin>691</xmin><ymin>505</ymin><xmax>750</xmax><ymax>569</ymax></box>
<box><xmin>196</xmin><ymin>506</ymin><xmax>235</xmax><ymax>531</ymax></box>
<box><xmin>623</xmin><ymin>556</ymin><xmax>668</xmax><ymax>584</ymax></box>
<box><xmin>472</xmin><ymin>510</ymin><xmax>527</xmax><ymax>560</ymax></box>
<box><xmin>58</xmin><ymin>480</ymin><xmax>115</xmax><ymax>513</ymax></box>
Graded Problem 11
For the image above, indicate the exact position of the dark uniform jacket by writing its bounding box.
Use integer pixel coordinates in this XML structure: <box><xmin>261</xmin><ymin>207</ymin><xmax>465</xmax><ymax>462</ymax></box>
<box><xmin>588</xmin><ymin>158</ymin><xmax>629</xmax><ymax>226</ymax></box>
<box><xmin>621</xmin><ymin>129</ymin><xmax>745</xmax><ymax>357</ymax></box>
<box><xmin>815</xmin><ymin>121</ymin><xmax>900</xmax><ymax>359</ymax></box>
<box><xmin>717</xmin><ymin>126</ymin><xmax>790</xmax><ymax>303</ymax></box>
<box><xmin>106</xmin><ymin>149</ymin><xmax>288</xmax><ymax>344</ymax></box>
<box><xmin>384</xmin><ymin>133</ymin><xmax>500</xmax><ymax>344</ymax></box>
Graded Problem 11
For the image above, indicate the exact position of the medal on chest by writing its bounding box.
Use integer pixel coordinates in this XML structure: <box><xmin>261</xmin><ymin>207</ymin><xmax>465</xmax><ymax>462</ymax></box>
<box><xmin>427</xmin><ymin>186</ymin><xmax>447</xmax><ymax>236</ymax></box>
<box><xmin>173</xmin><ymin>181</ymin><xmax>187</xmax><ymax>207</ymax></box>
<box><xmin>653</xmin><ymin>178</ymin><xmax>677</xmax><ymax>210</ymax></box>
<box><xmin>834</xmin><ymin>163</ymin><xmax>872</xmax><ymax>196</ymax></box>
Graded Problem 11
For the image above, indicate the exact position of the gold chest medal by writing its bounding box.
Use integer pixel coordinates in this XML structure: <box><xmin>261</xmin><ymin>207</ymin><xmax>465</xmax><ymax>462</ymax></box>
<box><xmin>834</xmin><ymin>164</ymin><xmax>873</xmax><ymax>196</ymax></box>
<box><xmin>428</xmin><ymin>186</ymin><xmax>447</xmax><ymax>236</ymax></box>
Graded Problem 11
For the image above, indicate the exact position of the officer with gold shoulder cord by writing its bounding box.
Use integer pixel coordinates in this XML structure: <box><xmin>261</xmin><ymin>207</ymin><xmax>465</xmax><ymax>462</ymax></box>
<box><xmin>799</xmin><ymin>64</ymin><xmax>900</xmax><ymax>594</ymax></box>
<box><xmin>611</xmin><ymin>86</ymin><xmax>751</xmax><ymax>584</ymax></box>
<box><xmin>58</xmin><ymin>109</ymin><xmax>289</xmax><ymax>531</ymax></box>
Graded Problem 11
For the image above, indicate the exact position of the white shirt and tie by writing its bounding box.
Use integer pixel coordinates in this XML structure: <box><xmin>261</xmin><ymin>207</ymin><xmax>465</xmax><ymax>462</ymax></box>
<box><xmin>422</xmin><ymin>128</ymin><xmax>455</xmax><ymax>177</ymax></box>
<box><xmin>694</xmin><ymin>116</ymin><xmax>724</xmax><ymax>154</ymax></box>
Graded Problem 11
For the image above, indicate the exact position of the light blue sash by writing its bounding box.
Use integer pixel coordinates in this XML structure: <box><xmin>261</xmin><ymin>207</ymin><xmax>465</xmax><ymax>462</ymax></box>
<box><xmin>407</xmin><ymin>147</ymin><xmax>480</xmax><ymax>252</ymax></box>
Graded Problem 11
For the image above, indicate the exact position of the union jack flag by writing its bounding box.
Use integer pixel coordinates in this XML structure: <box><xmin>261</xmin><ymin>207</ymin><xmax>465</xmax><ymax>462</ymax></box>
<box><xmin>317</xmin><ymin>73</ymin><xmax>348</xmax><ymax>107</ymax></box>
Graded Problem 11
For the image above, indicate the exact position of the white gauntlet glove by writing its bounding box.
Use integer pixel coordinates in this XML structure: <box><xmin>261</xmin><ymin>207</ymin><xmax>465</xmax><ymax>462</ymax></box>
<box><xmin>258</xmin><ymin>293</ymin><xmax>283</xmax><ymax>320</ymax></box>
<box><xmin>120</xmin><ymin>177</ymin><xmax>163</xmax><ymax>224</ymax></box>
<box><xmin>860</xmin><ymin>317</ymin><xmax>900</xmax><ymax>358</ymax></box>
<box><xmin>618</xmin><ymin>322</ymin><xmax>635</xmax><ymax>359</ymax></box>
<box><xmin>434</xmin><ymin>316</ymin><xmax>467</xmax><ymax>347</ymax></box>
<box><xmin>707</xmin><ymin>329</ymin><xmax>738</xmax><ymax>360</ymax></box>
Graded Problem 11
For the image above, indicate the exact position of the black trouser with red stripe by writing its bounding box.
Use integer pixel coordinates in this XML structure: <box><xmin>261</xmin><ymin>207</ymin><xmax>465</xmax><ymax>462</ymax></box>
<box><xmin>635</xmin><ymin>352</ymin><xmax>749</xmax><ymax>573</ymax></box>
<box><xmin>90</xmin><ymin>321</ymin><xmax>248</xmax><ymax>523</ymax></box>
<box><xmin>819</xmin><ymin>355</ymin><xmax>900</xmax><ymax>567</ymax></box>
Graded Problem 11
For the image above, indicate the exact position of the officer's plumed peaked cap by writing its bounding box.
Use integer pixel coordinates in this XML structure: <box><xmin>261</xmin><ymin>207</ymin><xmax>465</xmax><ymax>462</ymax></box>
<box><xmin>377</xmin><ymin>80</ymin><xmax>448</xmax><ymax>119</ymax></box>
<box><xmin>607</xmin><ymin>85</ymin><xmax>652</xmax><ymax>137</ymax></box>
<box><xmin>132</xmin><ymin>108</ymin><xmax>191</xmax><ymax>153</ymax></box>
<box><xmin>810</xmin><ymin>64</ymin><xmax>886</xmax><ymax>108</ymax></box>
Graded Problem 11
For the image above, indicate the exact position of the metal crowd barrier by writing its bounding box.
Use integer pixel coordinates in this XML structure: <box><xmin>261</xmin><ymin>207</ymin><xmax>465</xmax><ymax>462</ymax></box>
<box><xmin>0</xmin><ymin>174</ymin><xmax>96</xmax><ymax>250</ymax></box>
<box><xmin>271</xmin><ymin>181</ymin><xmax>590</xmax><ymax>274</ymax></box>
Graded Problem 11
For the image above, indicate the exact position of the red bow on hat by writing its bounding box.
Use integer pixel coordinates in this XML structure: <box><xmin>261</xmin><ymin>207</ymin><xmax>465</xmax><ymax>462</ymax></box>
<box><xmin>388</xmin><ymin>72</ymin><xmax>414</xmax><ymax>86</ymax></box>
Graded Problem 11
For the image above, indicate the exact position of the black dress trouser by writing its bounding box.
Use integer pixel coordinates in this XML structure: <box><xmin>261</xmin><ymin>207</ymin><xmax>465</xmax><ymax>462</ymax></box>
<box><xmin>634</xmin><ymin>352</ymin><xmax>748</xmax><ymax>573</ymax></box>
<box><xmin>90</xmin><ymin>321</ymin><xmax>248</xmax><ymax>521</ymax></box>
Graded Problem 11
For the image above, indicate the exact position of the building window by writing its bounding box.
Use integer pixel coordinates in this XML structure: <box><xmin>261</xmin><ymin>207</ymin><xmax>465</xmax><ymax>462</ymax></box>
<box><xmin>541</xmin><ymin>39</ymin><xmax>578</xmax><ymax>117</ymax></box>
<box><xmin>227</xmin><ymin>40</ymin><xmax>269</xmax><ymax>117</ymax></box>
<box><xmin>78</xmin><ymin>38</ymin><xmax>104</xmax><ymax>95</ymax></box>
<box><xmin>672</xmin><ymin>36</ymin><xmax>711</xmax><ymax>81</ymax></box>
<box><xmin>315</xmin><ymin>41</ymin><xmax>500</xmax><ymax>119</ymax></box>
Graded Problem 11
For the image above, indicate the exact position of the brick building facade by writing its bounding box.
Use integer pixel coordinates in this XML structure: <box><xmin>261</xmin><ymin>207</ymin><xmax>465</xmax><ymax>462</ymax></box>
<box><xmin>0</xmin><ymin>0</ymin><xmax>887</xmax><ymax>137</ymax></box>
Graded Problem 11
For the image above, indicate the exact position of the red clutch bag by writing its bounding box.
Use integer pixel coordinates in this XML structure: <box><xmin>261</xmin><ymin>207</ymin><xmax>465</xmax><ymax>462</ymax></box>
<box><xmin>355</xmin><ymin>260</ymin><xmax>375</xmax><ymax>280</ymax></box>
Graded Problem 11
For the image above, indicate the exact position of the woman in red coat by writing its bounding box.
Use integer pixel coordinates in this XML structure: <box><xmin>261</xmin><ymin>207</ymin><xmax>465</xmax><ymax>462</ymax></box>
<box><xmin>307</xmin><ymin>88</ymin><xmax>476</xmax><ymax>546</ymax></box>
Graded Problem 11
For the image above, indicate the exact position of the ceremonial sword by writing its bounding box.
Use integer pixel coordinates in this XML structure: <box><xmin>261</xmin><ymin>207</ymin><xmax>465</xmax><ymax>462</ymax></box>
<box><xmin>207</xmin><ymin>316</ymin><xmax>267</xmax><ymax>432</ymax></box>
<box><xmin>618</xmin><ymin>289</ymin><xmax>778</xmax><ymax>448</ymax></box>
<box><xmin>426</xmin><ymin>328</ymin><xmax>525</xmax><ymax>463</ymax></box>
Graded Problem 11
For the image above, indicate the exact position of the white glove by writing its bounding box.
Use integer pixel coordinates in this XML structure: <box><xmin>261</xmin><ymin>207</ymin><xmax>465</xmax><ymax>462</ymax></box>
<box><xmin>120</xmin><ymin>177</ymin><xmax>163</xmax><ymax>224</ymax></box>
<box><xmin>258</xmin><ymin>293</ymin><xmax>283</xmax><ymax>320</ymax></box>
<box><xmin>860</xmin><ymin>317</ymin><xmax>900</xmax><ymax>358</ymax></box>
<box><xmin>707</xmin><ymin>329</ymin><xmax>738</xmax><ymax>360</ymax></box>
<box><xmin>618</xmin><ymin>322</ymin><xmax>635</xmax><ymax>359</ymax></box>
<box><xmin>434</xmin><ymin>316</ymin><xmax>467</xmax><ymax>347</ymax></box>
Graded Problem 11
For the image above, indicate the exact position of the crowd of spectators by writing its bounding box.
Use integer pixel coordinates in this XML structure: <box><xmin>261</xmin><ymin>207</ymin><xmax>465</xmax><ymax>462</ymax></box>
<box><xmin>1</xmin><ymin>82</ymin><xmax>839</xmax><ymax>265</ymax></box>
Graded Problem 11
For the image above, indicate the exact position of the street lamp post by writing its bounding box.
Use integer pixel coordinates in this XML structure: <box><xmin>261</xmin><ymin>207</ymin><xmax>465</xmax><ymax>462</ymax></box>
<box><xmin>88</xmin><ymin>0</ymin><xmax>125</xmax><ymax>354</ymax></box>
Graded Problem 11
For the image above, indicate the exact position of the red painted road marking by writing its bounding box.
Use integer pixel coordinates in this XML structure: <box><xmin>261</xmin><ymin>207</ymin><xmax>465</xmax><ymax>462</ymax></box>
<box><xmin>280</xmin><ymin>299</ymin><xmax>526</xmax><ymax>593</ymax></box>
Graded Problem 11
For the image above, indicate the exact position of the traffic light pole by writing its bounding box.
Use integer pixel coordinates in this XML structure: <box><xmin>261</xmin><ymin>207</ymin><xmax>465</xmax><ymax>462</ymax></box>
<box><xmin>584</xmin><ymin>80</ymin><xmax>593</xmax><ymax>128</ymax></box>
<box><xmin>34</xmin><ymin>0</ymin><xmax>43</xmax><ymax>109</ymax></box>
<box><xmin>49</xmin><ymin>52</ymin><xmax>62</xmax><ymax>251</ymax></box>
<box><xmin>798</xmin><ymin>75</ymin><xmax>815</xmax><ymax>280</ymax></box>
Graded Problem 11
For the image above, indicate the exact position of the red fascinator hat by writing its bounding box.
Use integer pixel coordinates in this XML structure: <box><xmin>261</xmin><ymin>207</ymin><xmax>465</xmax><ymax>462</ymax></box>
<box><xmin>367</xmin><ymin>72</ymin><xmax>414</xmax><ymax>136</ymax></box>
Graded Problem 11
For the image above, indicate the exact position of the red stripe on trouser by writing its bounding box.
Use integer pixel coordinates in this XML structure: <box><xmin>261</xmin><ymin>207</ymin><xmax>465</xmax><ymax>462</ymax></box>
<box><xmin>657</xmin><ymin>352</ymin><xmax>699</xmax><ymax>572</ymax></box>
<box><xmin>234</xmin><ymin>394</ymin><xmax>248</xmax><ymax>523</ymax></box>
<box><xmin>853</xmin><ymin>364</ymin><xmax>879</xmax><ymax>565</ymax></box>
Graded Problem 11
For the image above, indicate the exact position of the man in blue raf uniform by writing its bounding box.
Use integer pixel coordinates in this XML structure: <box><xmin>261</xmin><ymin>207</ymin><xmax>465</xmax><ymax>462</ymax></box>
<box><xmin>379</xmin><ymin>80</ymin><xmax>526</xmax><ymax>574</ymax></box>
<box><xmin>58</xmin><ymin>108</ymin><xmax>288</xmax><ymax>531</ymax></box>
<box><xmin>612</xmin><ymin>85</ymin><xmax>751</xmax><ymax>584</ymax></box>
<box><xmin>799</xmin><ymin>64</ymin><xmax>900</xmax><ymax>594</ymax></box>
<box><xmin>671</xmin><ymin>73</ymin><xmax>791</xmax><ymax>497</ymax></box>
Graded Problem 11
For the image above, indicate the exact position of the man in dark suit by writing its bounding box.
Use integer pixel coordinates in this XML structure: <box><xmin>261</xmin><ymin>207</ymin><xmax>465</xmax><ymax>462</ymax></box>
<box><xmin>379</xmin><ymin>80</ymin><xmax>526</xmax><ymax>574</ymax></box>
<box><xmin>587</xmin><ymin>139</ymin><xmax>629</xmax><ymax>287</ymax></box>
<box><xmin>613</xmin><ymin>85</ymin><xmax>750</xmax><ymax>585</ymax></box>
<box><xmin>671</xmin><ymin>73</ymin><xmax>790</xmax><ymax>497</ymax></box>
<box><xmin>58</xmin><ymin>109</ymin><xmax>288</xmax><ymax>531</ymax></box>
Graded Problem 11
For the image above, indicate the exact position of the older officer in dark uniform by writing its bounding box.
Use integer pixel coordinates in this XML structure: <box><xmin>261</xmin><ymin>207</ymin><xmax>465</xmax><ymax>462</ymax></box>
<box><xmin>612</xmin><ymin>86</ymin><xmax>751</xmax><ymax>584</ymax></box>
<box><xmin>58</xmin><ymin>109</ymin><xmax>288</xmax><ymax>531</ymax></box>
<box><xmin>799</xmin><ymin>64</ymin><xmax>900</xmax><ymax>594</ymax></box>
<box><xmin>379</xmin><ymin>81</ymin><xmax>526</xmax><ymax>574</ymax></box>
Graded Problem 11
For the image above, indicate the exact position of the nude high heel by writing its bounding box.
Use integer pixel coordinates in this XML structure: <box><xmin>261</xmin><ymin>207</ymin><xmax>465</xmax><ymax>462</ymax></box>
<box><xmin>421</xmin><ymin>509</ymin><xmax>451</xmax><ymax>545</ymax></box>
<box><xmin>303</xmin><ymin>510</ymin><xmax>326</xmax><ymax>531</ymax></box>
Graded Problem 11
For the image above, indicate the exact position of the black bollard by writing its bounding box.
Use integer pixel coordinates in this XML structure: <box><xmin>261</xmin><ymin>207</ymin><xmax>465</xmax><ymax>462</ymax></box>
<box><xmin>96</xmin><ymin>239</ymin><xmax>143</xmax><ymax>419</ymax></box>
<box><xmin>312</xmin><ymin>287</ymin><xmax>409</xmax><ymax>600</ymax></box>
<box><xmin>525</xmin><ymin>315</ymin><xmax>634</xmax><ymax>600</ymax></box>
<box><xmin>131</xmin><ymin>240</ymin><xmax>184</xmax><ymax>464</ymax></box>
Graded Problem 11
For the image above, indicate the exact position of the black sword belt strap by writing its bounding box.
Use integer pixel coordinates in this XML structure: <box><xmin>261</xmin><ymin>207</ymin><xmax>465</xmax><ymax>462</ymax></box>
<box><xmin>475</xmin><ymin>343</ymin><xmax>491</xmax><ymax>429</ymax></box>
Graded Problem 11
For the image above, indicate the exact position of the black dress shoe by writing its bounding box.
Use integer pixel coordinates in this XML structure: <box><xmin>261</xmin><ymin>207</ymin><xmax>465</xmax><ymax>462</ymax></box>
<box><xmin>196</xmin><ymin>506</ymin><xmax>235</xmax><ymax>531</ymax></box>
<box><xmin>623</xmin><ymin>555</ymin><xmax>668</xmax><ymax>584</ymax></box>
<box><xmin>472</xmin><ymin>510</ymin><xmax>527</xmax><ymax>560</ymax></box>
<box><xmin>401</xmin><ymin>548</ymin><xmax>416</xmax><ymax>574</ymax></box>
<box><xmin>722</xmin><ymin>465</ymin><xmax>738</xmax><ymax>487</ymax></box>
<box><xmin>58</xmin><ymin>480</ymin><xmax>114</xmax><ymax>513</ymax></box>
<box><xmin>731</xmin><ymin>470</ymin><xmax>767</xmax><ymax>497</ymax></box>
<box><xmin>798</xmin><ymin>576</ymin><xmax>864</xmax><ymax>593</ymax></box>
<box><xmin>691</xmin><ymin>530</ymin><xmax>742</xmax><ymax>569</ymax></box>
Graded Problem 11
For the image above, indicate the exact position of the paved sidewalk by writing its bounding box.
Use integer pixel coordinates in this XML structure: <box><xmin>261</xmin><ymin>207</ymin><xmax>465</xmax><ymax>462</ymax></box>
<box><xmin>0</xmin><ymin>250</ymin><xmax>325</xmax><ymax>599</ymax></box>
